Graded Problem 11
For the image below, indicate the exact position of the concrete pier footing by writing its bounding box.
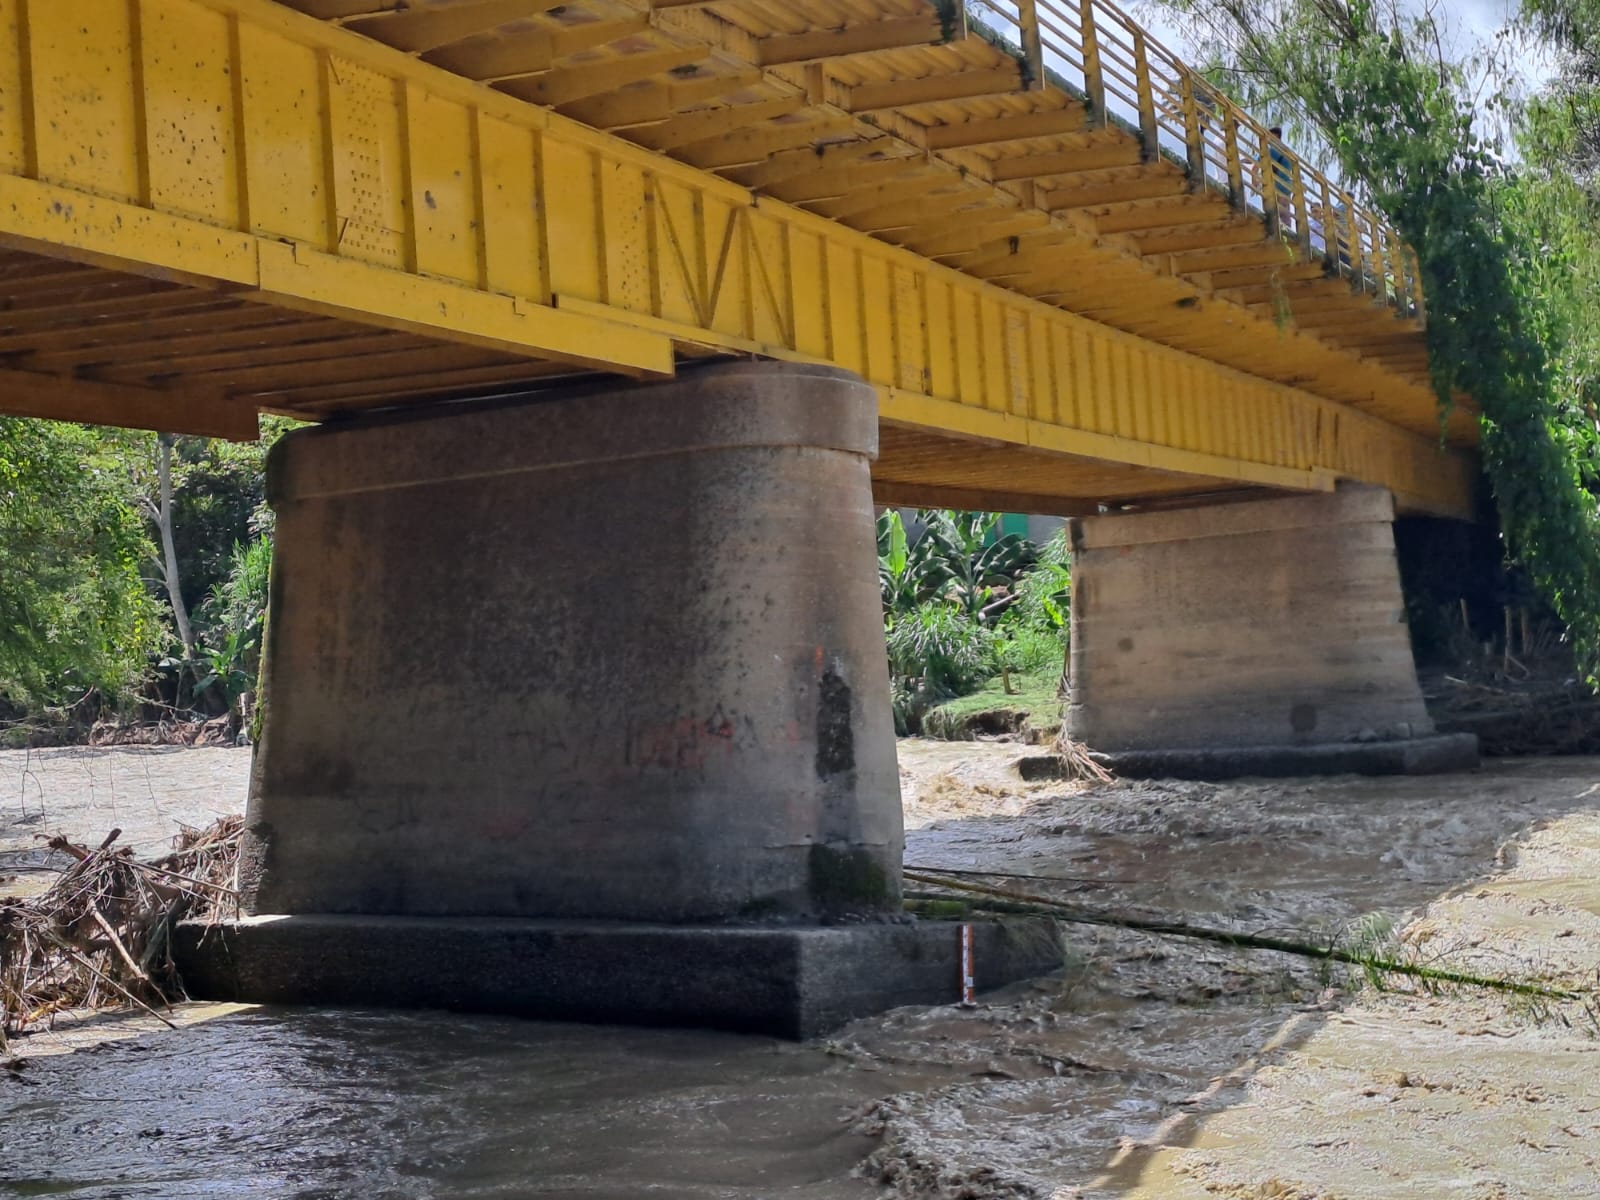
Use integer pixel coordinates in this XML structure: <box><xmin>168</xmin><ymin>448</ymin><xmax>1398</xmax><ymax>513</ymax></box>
<box><xmin>201</xmin><ymin>361</ymin><xmax>1057</xmax><ymax>1035</ymax></box>
<box><xmin>174</xmin><ymin>915</ymin><xmax>1064</xmax><ymax>1039</ymax></box>
<box><xmin>1065</xmin><ymin>485</ymin><xmax>1478</xmax><ymax>777</ymax></box>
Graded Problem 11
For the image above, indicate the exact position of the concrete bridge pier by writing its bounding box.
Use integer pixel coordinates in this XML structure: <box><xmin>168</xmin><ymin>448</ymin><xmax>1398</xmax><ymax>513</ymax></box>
<box><xmin>177</xmin><ymin>361</ymin><xmax>1056</xmax><ymax>1036</ymax></box>
<box><xmin>1065</xmin><ymin>486</ymin><xmax>1480</xmax><ymax>779</ymax></box>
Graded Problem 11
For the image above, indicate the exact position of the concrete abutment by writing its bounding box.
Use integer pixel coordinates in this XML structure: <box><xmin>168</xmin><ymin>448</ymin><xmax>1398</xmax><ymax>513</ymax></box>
<box><xmin>180</xmin><ymin>361</ymin><xmax>1057</xmax><ymax>1035</ymax></box>
<box><xmin>1065</xmin><ymin>485</ymin><xmax>1479</xmax><ymax>778</ymax></box>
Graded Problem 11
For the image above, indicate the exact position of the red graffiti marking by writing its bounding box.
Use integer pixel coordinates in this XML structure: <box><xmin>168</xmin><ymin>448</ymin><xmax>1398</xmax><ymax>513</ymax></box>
<box><xmin>630</xmin><ymin>714</ymin><xmax>736</xmax><ymax>771</ymax></box>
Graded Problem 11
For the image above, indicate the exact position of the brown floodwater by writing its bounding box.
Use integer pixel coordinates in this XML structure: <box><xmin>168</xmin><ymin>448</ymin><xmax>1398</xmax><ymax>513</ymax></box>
<box><xmin>6</xmin><ymin>745</ymin><xmax>1600</xmax><ymax>1199</ymax></box>
<box><xmin>0</xmin><ymin>1008</ymin><xmax>894</xmax><ymax>1199</ymax></box>
<box><xmin>0</xmin><ymin>985</ymin><xmax>1308</xmax><ymax>1200</ymax></box>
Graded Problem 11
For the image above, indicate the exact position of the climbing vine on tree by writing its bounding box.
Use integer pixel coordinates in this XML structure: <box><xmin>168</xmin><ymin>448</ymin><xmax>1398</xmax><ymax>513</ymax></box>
<box><xmin>1149</xmin><ymin>0</ymin><xmax>1600</xmax><ymax>676</ymax></box>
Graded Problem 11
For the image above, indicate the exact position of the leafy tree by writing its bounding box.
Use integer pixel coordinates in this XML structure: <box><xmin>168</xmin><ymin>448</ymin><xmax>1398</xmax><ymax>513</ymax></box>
<box><xmin>917</xmin><ymin>511</ymin><xmax>1038</xmax><ymax>622</ymax></box>
<box><xmin>0</xmin><ymin>419</ymin><xmax>164</xmax><ymax>708</ymax></box>
<box><xmin>168</xmin><ymin>430</ymin><xmax>279</xmax><ymax>615</ymax></box>
<box><xmin>110</xmin><ymin>420</ymin><xmax>285</xmax><ymax>659</ymax></box>
<box><xmin>92</xmin><ymin>417</ymin><xmax>293</xmax><ymax>718</ymax></box>
<box><xmin>1147</xmin><ymin>0</ymin><xmax>1600</xmax><ymax>676</ymax></box>
<box><xmin>1522</xmin><ymin>0</ymin><xmax>1600</xmax><ymax>182</ymax></box>
<box><xmin>1005</xmin><ymin>528</ymin><xmax>1071</xmax><ymax>635</ymax></box>
<box><xmin>1</xmin><ymin>415</ymin><xmax>292</xmax><ymax>724</ymax></box>
<box><xmin>876</xmin><ymin>509</ymin><xmax>943</xmax><ymax>613</ymax></box>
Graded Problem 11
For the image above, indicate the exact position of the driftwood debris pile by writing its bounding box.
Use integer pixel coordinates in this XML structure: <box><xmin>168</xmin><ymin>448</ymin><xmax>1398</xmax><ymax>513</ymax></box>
<box><xmin>1048</xmin><ymin>730</ymin><xmax>1115</xmax><ymax>784</ymax></box>
<box><xmin>0</xmin><ymin>817</ymin><xmax>241</xmax><ymax>1049</ymax></box>
<box><xmin>1429</xmin><ymin>675</ymin><xmax>1600</xmax><ymax>756</ymax></box>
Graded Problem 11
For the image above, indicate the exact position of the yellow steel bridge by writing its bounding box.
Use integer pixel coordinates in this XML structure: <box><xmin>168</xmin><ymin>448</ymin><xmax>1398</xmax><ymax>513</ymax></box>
<box><xmin>0</xmin><ymin>0</ymin><xmax>1475</xmax><ymax>517</ymax></box>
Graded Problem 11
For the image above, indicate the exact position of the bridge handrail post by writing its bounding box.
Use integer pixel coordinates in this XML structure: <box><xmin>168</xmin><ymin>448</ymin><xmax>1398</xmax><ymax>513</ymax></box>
<box><xmin>1316</xmin><ymin>177</ymin><xmax>1338</xmax><ymax>271</ymax></box>
<box><xmin>1408</xmin><ymin>247</ymin><xmax>1427</xmax><ymax>325</ymax></box>
<box><xmin>1383</xmin><ymin>225</ymin><xmax>1407</xmax><ymax>314</ymax></box>
<box><xmin>1180</xmin><ymin>74</ymin><xmax>1206</xmax><ymax>187</ymax></box>
<box><xmin>1290</xmin><ymin>158</ymin><xmax>1313</xmax><ymax>255</ymax></box>
<box><xmin>1366</xmin><ymin>211</ymin><xmax>1389</xmax><ymax>301</ymax></box>
<box><xmin>1080</xmin><ymin>0</ymin><xmax>1107</xmax><ymax>127</ymax></box>
<box><xmin>1258</xmin><ymin>125</ymin><xmax>1282</xmax><ymax>239</ymax></box>
<box><xmin>1223</xmin><ymin>112</ymin><xmax>1246</xmax><ymax>211</ymax></box>
<box><xmin>1016</xmin><ymin>0</ymin><xmax>1046</xmax><ymax>91</ymax></box>
<box><xmin>1131</xmin><ymin>27</ymin><xmax>1160</xmax><ymax>162</ymax></box>
<box><xmin>1338</xmin><ymin>189</ymin><xmax>1364</xmax><ymax>289</ymax></box>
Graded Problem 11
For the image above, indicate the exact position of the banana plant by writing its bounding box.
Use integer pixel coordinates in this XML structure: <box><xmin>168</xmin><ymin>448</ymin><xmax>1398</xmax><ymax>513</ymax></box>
<box><xmin>915</xmin><ymin>510</ymin><xmax>1038</xmax><ymax>623</ymax></box>
<box><xmin>876</xmin><ymin>510</ymin><xmax>954</xmax><ymax>614</ymax></box>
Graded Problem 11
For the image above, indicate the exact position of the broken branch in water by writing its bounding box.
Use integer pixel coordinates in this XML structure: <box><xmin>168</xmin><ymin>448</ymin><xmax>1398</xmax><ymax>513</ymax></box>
<box><xmin>904</xmin><ymin>869</ymin><xmax>1585</xmax><ymax>1003</ymax></box>
<box><xmin>1046</xmin><ymin>734</ymin><xmax>1115</xmax><ymax>784</ymax></box>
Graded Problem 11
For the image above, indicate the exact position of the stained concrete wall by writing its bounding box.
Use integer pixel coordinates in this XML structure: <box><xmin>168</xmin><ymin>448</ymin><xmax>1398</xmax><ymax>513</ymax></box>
<box><xmin>238</xmin><ymin>362</ymin><xmax>903</xmax><ymax>924</ymax></box>
<box><xmin>1066</xmin><ymin>486</ymin><xmax>1433</xmax><ymax>751</ymax></box>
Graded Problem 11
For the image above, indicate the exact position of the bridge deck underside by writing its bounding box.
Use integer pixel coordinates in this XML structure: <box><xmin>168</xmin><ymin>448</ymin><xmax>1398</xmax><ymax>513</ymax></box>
<box><xmin>0</xmin><ymin>248</ymin><xmax>1225</xmax><ymax>510</ymax></box>
<box><xmin>0</xmin><ymin>0</ymin><xmax>1476</xmax><ymax>519</ymax></box>
<box><xmin>0</xmin><ymin>254</ymin><xmax>564</xmax><ymax>437</ymax></box>
<box><xmin>873</xmin><ymin>426</ymin><xmax>1224</xmax><ymax>514</ymax></box>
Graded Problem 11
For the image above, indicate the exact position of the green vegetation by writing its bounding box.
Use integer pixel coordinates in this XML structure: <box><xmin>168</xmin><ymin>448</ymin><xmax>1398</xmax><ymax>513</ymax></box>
<box><xmin>921</xmin><ymin>669</ymin><xmax>1063</xmax><ymax>740</ymax></box>
<box><xmin>1524</xmin><ymin>0</ymin><xmax>1600</xmax><ymax>181</ymax></box>
<box><xmin>0</xmin><ymin>419</ymin><xmax>292</xmax><ymax>738</ymax></box>
<box><xmin>878</xmin><ymin>509</ymin><xmax>1070</xmax><ymax>735</ymax></box>
<box><xmin>1151</xmin><ymin>0</ymin><xmax>1600</xmax><ymax>677</ymax></box>
<box><xmin>0</xmin><ymin>419</ymin><xmax>164</xmax><ymax>711</ymax></box>
<box><xmin>193</xmin><ymin>535</ymin><xmax>273</xmax><ymax>714</ymax></box>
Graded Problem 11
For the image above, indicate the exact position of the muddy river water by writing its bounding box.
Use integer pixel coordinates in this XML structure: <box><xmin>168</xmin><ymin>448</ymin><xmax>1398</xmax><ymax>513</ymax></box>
<box><xmin>4</xmin><ymin>743</ymin><xmax>1600</xmax><ymax>1198</ymax></box>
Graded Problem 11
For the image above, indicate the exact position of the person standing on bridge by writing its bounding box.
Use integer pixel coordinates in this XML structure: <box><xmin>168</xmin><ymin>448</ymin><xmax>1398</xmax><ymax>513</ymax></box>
<box><xmin>1266</xmin><ymin>126</ymin><xmax>1293</xmax><ymax>205</ymax></box>
<box><xmin>1262</xmin><ymin>125</ymin><xmax>1296</xmax><ymax>238</ymax></box>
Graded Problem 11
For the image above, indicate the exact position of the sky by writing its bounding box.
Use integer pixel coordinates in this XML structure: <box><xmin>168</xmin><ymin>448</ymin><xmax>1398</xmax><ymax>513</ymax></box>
<box><xmin>1123</xmin><ymin>0</ymin><xmax>1559</xmax><ymax>163</ymax></box>
<box><xmin>1454</xmin><ymin>0</ymin><xmax>1554</xmax><ymax>83</ymax></box>
<box><xmin>1133</xmin><ymin>0</ymin><xmax>1556</xmax><ymax>96</ymax></box>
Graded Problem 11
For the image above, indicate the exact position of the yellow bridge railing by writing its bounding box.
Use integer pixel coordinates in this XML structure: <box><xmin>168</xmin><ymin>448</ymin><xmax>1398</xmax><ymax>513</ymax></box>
<box><xmin>964</xmin><ymin>0</ymin><xmax>1426</xmax><ymax>322</ymax></box>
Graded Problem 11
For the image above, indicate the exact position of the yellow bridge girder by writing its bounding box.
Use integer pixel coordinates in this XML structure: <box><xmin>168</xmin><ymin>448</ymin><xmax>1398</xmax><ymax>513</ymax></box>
<box><xmin>0</xmin><ymin>0</ymin><xmax>1475</xmax><ymax>517</ymax></box>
